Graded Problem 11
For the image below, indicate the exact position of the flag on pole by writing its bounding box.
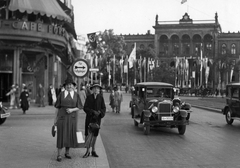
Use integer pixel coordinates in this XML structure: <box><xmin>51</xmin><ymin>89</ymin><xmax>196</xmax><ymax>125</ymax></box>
<box><xmin>87</xmin><ymin>32</ymin><xmax>97</xmax><ymax>49</ymax></box>
<box><xmin>128</xmin><ymin>43</ymin><xmax>136</xmax><ymax>68</ymax></box>
<box><xmin>181</xmin><ymin>0</ymin><xmax>187</xmax><ymax>4</ymax></box>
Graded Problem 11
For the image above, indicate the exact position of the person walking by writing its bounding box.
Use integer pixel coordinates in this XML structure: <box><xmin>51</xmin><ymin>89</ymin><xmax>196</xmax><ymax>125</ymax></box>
<box><xmin>114</xmin><ymin>85</ymin><xmax>123</xmax><ymax>113</ymax></box>
<box><xmin>19</xmin><ymin>86</ymin><xmax>29</xmax><ymax>114</ymax></box>
<box><xmin>109</xmin><ymin>88</ymin><xmax>116</xmax><ymax>112</ymax></box>
<box><xmin>54</xmin><ymin>76</ymin><xmax>82</xmax><ymax>162</ymax></box>
<box><xmin>48</xmin><ymin>84</ymin><xmax>57</xmax><ymax>105</ymax></box>
<box><xmin>6</xmin><ymin>84</ymin><xmax>16</xmax><ymax>109</ymax></box>
<box><xmin>14</xmin><ymin>84</ymin><xmax>20</xmax><ymax>109</ymax></box>
<box><xmin>83</xmin><ymin>82</ymin><xmax>106</xmax><ymax>158</ymax></box>
<box><xmin>37</xmin><ymin>83</ymin><xmax>45</xmax><ymax>107</ymax></box>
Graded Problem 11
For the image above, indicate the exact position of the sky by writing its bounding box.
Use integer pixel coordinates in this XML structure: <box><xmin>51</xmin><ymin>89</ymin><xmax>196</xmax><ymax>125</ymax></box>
<box><xmin>72</xmin><ymin>0</ymin><xmax>240</xmax><ymax>37</ymax></box>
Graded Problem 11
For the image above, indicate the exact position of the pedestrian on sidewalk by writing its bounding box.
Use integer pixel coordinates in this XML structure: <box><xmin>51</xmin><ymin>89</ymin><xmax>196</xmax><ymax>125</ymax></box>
<box><xmin>6</xmin><ymin>84</ymin><xmax>16</xmax><ymax>109</ymax></box>
<box><xmin>83</xmin><ymin>81</ymin><xmax>106</xmax><ymax>158</ymax></box>
<box><xmin>54</xmin><ymin>76</ymin><xmax>82</xmax><ymax>162</ymax></box>
<box><xmin>14</xmin><ymin>84</ymin><xmax>20</xmax><ymax>109</ymax></box>
<box><xmin>109</xmin><ymin>88</ymin><xmax>116</xmax><ymax>112</ymax></box>
<box><xmin>19</xmin><ymin>86</ymin><xmax>29</xmax><ymax>114</ymax></box>
<box><xmin>37</xmin><ymin>83</ymin><xmax>45</xmax><ymax>107</ymax></box>
<box><xmin>114</xmin><ymin>85</ymin><xmax>123</xmax><ymax>113</ymax></box>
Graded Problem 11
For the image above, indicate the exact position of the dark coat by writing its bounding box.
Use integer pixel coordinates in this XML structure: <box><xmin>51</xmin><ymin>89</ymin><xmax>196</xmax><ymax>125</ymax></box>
<box><xmin>83</xmin><ymin>94</ymin><xmax>106</xmax><ymax>136</ymax></box>
<box><xmin>20</xmin><ymin>90</ymin><xmax>29</xmax><ymax>111</ymax></box>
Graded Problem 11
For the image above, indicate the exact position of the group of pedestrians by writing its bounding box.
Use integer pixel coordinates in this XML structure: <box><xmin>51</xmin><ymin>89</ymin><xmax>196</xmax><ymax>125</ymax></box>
<box><xmin>53</xmin><ymin>75</ymin><xmax>106</xmax><ymax>162</ymax></box>
<box><xmin>109</xmin><ymin>85</ymin><xmax>123</xmax><ymax>113</ymax></box>
<box><xmin>6</xmin><ymin>83</ymin><xmax>30</xmax><ymax>114</ymax></box>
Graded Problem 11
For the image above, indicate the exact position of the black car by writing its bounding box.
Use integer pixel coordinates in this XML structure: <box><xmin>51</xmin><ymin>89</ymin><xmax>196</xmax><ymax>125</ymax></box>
<box><xmin>130</xmin><ymin>82</ymin><xmax>191</xmax><ymax>135</ymax></box>
<box><xmin>222</xmin><ymin>83</ymin><xmax>240</xmax><ymax>125</ymax></box>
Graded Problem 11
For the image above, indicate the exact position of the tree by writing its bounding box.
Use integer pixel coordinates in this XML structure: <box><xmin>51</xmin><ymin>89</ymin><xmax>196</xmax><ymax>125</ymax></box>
<box><xmin>86</xmin><ymin>29</ymin><xmax>126</xmax><ymax>86</ymax></box>
<box><xmin>151</xmin><ymin>60</ymin><xmax>175</xmax><ymax>85</ymax></box>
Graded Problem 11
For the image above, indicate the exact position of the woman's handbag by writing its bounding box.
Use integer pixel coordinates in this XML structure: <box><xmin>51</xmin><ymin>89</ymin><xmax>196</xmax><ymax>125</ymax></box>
<box><xmin>89</xmin><ymin>122</ymin><xmax>100</xmax><ymax>131</ymax></box>
<box><xmin>51</xmin><ymin>125</ymin><xmax>56</xmax><ymax>137</ymax></box>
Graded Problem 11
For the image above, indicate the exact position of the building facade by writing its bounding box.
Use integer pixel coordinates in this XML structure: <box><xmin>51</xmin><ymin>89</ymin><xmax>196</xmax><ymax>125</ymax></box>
<box><xmin>0</xmin><ymin>0</ymin><xmax>78</xmax><ymax>102</ymax></box>
<box><xmin>123</xmin><ymin>13</ymin><xmax>240</xmax><ymax>91</ymax></box>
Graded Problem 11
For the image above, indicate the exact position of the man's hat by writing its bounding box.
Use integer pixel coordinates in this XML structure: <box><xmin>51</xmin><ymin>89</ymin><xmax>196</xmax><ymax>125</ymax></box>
<box><xmin>90</xmin><ymin>81</ymin><xmax>102</xmax><ymax>90</ymax></box>
<box><xmin>63</xmin><ymin>75</ymin><xmax>76</xmax><ymax>87</ymax></box>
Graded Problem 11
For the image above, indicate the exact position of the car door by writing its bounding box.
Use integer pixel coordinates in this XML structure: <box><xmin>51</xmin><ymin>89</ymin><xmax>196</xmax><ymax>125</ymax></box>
<box><xmin>230</xmin><ymin>86</ymin><xmax>240</xmax><ymax>117</ymax></box>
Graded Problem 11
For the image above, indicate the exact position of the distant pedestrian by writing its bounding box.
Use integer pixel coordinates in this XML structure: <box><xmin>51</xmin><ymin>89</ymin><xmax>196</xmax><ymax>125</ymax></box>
<box><xmin>20</xmin><ymin>86</ymin><xmax>29</xmax><ymax>114</ymax></box>
<box><xmin>79</xmin><ymin>85</ymin><xmax>87</xmax><ymax>106</ymax></box>
<box><xmin>109</xmin><ymin>89</ymin><xmax>116</xmax><ymax>112</ymax></box>
<box><xmin>6</xmin><ymin>84</ymin><xmax>16</xmax><ymax>109</ymax></box>
<box><xmin>48</xmin><ymin>84</ymin><xmax>57</xmax><ymax>105</ymax></box>
<box><xmin>37</xmin><ymin>83</ymin><xmax>45</xmax><ymax>107</ymax></box>
<box><xmin>15</xmin><ymin>84</ymin><xmax>20</xmax><ymax>109</ymax></box>
<box><xmin>114</xmin><ymin>86</ymin><xmax>123</xmax><ymax>113</ymax></box>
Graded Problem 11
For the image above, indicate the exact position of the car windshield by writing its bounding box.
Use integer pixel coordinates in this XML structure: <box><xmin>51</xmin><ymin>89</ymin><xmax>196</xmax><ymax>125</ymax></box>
<box><xmin>146</xmin><ymin>87</ymin><xmax>172</xmax><ymax>98</ymax></box>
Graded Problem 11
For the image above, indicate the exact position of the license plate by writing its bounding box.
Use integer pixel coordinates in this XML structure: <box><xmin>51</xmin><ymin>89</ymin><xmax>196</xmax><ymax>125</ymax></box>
<box><xmin>161</xmin><ymin>116</ymin><xmax>173</xmax><ymax>121</ymax></box>
<box><xmin>1</xmin><ymin>113</ymin><xmax>10</xmax><ymax>118</ymax></box>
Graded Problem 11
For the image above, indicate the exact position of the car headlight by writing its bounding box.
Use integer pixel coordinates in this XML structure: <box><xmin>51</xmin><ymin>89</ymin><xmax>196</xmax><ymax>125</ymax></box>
<box><xmin>173</xmin><ymin>106</ymin><xmax>180</xmax><ymax>113</ymax></box>
<box><xmin>151</xmin><ymin>106</ymin><xmax>158</xmax><ymax>113</ymax></box>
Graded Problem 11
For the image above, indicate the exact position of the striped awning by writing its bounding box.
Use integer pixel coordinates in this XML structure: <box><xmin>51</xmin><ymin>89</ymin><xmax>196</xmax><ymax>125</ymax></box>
<box><xmin>8</xmin><ymin>0</ymin><xmax>71</xmax><ymax>23</ymax></box>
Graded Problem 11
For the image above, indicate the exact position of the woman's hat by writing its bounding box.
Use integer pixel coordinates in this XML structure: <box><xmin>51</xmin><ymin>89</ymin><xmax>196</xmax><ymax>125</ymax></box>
<box><xmin>90</xmin><ymin>81</ymin><xmax>102</xmax><ymax>90</ymax></box>
<box><xmin>63</xmin><ymin>76</ymin><xmax>76</xmax><ymax>86</ymax></box>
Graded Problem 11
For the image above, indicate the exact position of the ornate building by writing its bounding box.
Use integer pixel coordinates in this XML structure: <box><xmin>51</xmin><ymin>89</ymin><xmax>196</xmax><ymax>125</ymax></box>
<box><xmin>123</xmin><ymin>13</ymin><xmax>240</xmax><ymax>91</ymax></box>
<box><xmin>0</xmin><ymin>0</ymin><xmax>78</xmax><ymax>102</ymax></box>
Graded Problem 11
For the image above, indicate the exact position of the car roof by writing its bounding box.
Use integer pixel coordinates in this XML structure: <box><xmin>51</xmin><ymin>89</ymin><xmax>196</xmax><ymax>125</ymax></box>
<box><xmin>226</xmin><ymin>82</ymin><xmax>240</xmax><ymax>87</ymax></box>
<box><xmin>135</xmin><ymin>82</ymin><xmax>173</xmax><ymax>87</ymax></box>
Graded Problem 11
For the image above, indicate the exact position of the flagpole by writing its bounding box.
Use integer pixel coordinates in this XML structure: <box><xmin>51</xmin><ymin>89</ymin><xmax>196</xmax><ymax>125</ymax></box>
<box><xmin>134</xmin><ymin>60</ymin><xmax>137</xmax><ymax>84</ymax></box>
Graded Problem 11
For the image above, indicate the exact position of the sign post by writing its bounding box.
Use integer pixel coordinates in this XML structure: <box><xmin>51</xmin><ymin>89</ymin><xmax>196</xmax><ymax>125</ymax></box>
<box><xmin>72</xmin><ymin>59</ymin><xmax>89</xmax><ymax>78</ymax></box>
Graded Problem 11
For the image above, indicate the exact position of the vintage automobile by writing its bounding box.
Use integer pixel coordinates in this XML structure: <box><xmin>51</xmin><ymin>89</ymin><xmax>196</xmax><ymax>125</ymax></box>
<box><xmin>222</xmin><ymin>83</ymin><xmax>240</xmax><ymax>125</ymax></box>
<box><xmin>0</xmin><ymin>102</ymin><xmax>10</xmax><ymax>125</ymax></box>
<box><xmin>130</xmin><ymin>82</ymin><xmax>191</xmax><ymax>135</ymax></box>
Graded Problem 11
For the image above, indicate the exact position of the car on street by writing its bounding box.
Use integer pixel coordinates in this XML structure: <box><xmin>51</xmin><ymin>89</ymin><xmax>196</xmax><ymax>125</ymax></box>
<box><xmin>0</xmin><ymin>102</ymin><xmax>10</xmax><ymax>125</ymax></box>
<box><xmin>222</xmin><ymin>83</ymin><xmax>240</xmax><ymax>125</ymax></box>
<box><xmin>129</xmin><ymin>82</ymin><xmax>191</xmax><ymax>135</ymax></box>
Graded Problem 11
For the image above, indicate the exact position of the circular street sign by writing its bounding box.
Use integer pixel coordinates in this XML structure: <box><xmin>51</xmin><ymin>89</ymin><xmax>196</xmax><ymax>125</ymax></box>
<box><xmin>72</xmin><ymin>59</ymin><xmax>89</xmax><ymax>78</ymax></box>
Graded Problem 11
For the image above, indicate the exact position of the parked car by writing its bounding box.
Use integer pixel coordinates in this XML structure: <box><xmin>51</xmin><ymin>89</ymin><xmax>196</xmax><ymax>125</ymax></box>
<box><xmin>0</xmin><ymin>102</ymin><xmax>10</xmax><ymax>125</ymax></box>
<box><xmin>222</xmin><ymin>83</ymin><xmax>240</xmax><ymax>125</ymax></box>
<box><xmin>129</xmin><ymin>82</ymin><xmax>191</xmax><ymax>135</ymax></box>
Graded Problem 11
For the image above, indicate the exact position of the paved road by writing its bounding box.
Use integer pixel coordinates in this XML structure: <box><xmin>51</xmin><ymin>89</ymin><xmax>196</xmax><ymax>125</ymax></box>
<box><xmin>101</xmin><ymin>93</ymin><xmax>240</xmax><ymax>168</ymax></box>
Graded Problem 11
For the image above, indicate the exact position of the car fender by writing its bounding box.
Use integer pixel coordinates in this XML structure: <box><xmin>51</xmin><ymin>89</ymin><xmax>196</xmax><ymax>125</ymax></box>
<box><xmin>179</xmin><ymin>110</ymin><xmax>188</xmax><ymax>118</ymax></box>
<box><xmin>222</xmin><ymin>105</ymin><xmax>232</xmax><ymax>115</ymax></box>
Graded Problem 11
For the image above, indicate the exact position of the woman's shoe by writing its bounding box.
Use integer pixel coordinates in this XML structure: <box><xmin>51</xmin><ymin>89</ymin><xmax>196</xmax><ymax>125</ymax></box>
<box><xmin>91</xmin><ymin>151</ymin><xmax>99</xmax><ymax>157</ymax></box>
<box><xmin>56</xmin><ymin>155</ymin><xmax>62</xmax><ymax>162</ymax></box>
<box><xmin>82</xmin><ymin>151</ymin><xmax>90</xmax><ymax>158</ymax></box>
<box><xmin>65</xmin><ymin>153</ymin><xmax>71</xmax><ymax>159</ymax></box>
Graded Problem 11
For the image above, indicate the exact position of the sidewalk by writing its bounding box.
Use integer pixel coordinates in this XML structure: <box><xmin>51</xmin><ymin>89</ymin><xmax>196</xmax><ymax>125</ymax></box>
<box><xmin>2</xmin><ymin>105</ymin><xmax>110</xmax><ymax>168</ymax></box>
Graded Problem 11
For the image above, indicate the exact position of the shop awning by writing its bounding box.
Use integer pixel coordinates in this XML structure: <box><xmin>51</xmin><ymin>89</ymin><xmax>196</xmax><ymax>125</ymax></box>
<box><xmin>8</xmin><ymin>0</ymin><xmax>71</xmax><ymax>22</ymax></box>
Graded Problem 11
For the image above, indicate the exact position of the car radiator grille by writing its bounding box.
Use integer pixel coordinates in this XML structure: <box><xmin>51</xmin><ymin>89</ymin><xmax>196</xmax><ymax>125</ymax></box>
<box><xmin>158</xmin><ymin>102</ymin><xmax>171</xmax><ymax>115</ymax></box>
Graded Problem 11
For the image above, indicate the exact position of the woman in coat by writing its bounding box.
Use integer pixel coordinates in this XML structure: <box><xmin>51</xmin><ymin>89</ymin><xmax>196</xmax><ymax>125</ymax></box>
<box><xmin>19</xmin><ymin>86</ymin><xmax>29</xmax><ymax>114</ymax></box>
<box><xmin>54</xmin><ymin>76</ymin><xmax>82</xmax><ymax>162</ymax></box>
<box><xmin>83</xmin><ymin>82</ymin><xmax>106</xmax><ymax>158</ymax></box>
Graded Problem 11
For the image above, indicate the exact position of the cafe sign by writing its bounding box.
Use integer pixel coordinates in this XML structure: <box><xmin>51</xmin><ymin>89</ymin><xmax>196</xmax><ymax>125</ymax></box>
<box><xmin>0</xmin><ymin>20</ymin><xmax>67</xmax><ymax>38</ymax></box>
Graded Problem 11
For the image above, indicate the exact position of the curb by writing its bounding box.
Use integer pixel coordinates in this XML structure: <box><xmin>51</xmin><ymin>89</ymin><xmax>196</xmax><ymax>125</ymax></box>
<box><xmin>192</xmin><ymin>105</ymin><xmax>222</xmax><ymax>113</ymax></box>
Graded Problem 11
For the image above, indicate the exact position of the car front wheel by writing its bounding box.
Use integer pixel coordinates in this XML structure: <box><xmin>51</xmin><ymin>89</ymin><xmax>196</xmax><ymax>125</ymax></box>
<box><xmin>225</xmin><ymin>109</ymin><xmax>234</xmax><ymax>125</ymax></box>
<box><xmin>0</xmin><ymin>118</ymin><xmax>6</xmax><ymax>125</ymax></box>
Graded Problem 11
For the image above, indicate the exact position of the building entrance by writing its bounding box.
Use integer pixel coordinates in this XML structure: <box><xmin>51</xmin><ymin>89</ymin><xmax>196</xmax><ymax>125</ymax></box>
<box><xmin>0</xmin><ymin>73</ymin><xmax>13</xmax><ymax>102</ymax></box>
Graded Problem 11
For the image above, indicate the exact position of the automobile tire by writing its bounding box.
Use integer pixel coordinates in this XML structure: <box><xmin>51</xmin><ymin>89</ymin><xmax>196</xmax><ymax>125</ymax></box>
<box><xmin>178</xmin><ymin>125</ymin><xmax>186</xmax><ymax>135</ymax></box>
<box><xmin>225</xmin><ymin>109</ymin><xmax>234</xmax><ymax>125</ymax></box>
<box><xmin>0</xmin><ymin>118</ymin><xmax>6</xmax><ymax>125</ymax></box>
<box><xmin>186</xmin><ymin>113</ymin><xmax>190</xmax><ymax>120</ymax></box>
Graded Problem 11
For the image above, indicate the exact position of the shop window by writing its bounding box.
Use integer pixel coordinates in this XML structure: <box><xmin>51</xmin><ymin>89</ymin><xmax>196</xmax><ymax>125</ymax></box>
<box><xmin>0</xmin><ymin>51</ymin><xmax>13</xmax><ymax>72</ymax></box>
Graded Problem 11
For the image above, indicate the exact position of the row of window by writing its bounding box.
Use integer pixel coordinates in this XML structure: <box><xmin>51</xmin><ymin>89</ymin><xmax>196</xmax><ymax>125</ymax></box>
<box><xmin>221</xmin><ymin>44</ymin><xmax>236</xmax><ymax>55</ymax></box>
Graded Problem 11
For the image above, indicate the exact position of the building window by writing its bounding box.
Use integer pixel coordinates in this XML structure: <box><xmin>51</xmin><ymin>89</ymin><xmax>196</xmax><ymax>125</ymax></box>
<box><xmin>140</xmin><ymin>44</ymin><xmax>145</xmax><ymax>49</ymax></box>
<box><xmin>231</xmin><ymin>44</ymin><xmax>236</xmax><ymax>55</ymax></box>
<box><xmin>221</xmin><ymin>44</ymin><xmax>227</xmax><ymax>54</ymax></box>
<box><xmin>173</xmin><ymin>44</ymin><xmax>179</xmax><ymax>55</ymax></box>
<box><xmin>205</xmin><ymin>43</ymin><xmax>212</xmax><ymax>56</ymax></box>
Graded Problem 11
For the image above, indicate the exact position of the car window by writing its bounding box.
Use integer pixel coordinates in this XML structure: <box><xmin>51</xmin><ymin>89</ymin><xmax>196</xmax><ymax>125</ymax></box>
<box><xmin>146</xmin><ymin>87</ymin><xmax>172</xmax><ymax>98</ymax></box>
<box><xmin>232</xmin><ymin>87</ymin><xmax>239</xmax><ymax>99</ymax></box>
